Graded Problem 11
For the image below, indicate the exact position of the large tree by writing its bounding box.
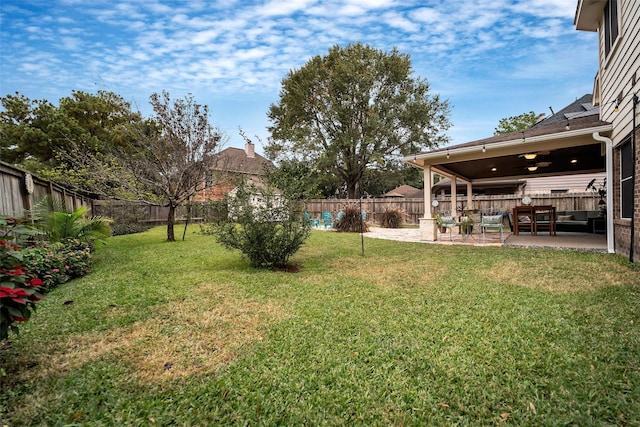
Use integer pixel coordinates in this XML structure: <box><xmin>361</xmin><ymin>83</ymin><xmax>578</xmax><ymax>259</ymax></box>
<box><xmin>266</xmin><ymin>43</ymin><xmax>451</xmax><ymax>199</ymax></box>
<box><xmin>0</xmin><ymin>90</ymin><xmax>142</xmax><ymax>192</ymax></box>
<box><xmin>494</xmin><ymin>111</ymin><xmax>539</xmax><ymax>135</ymax></box>
<box><xmin>121</xmin><ymin>91</ymin><xmax>222</xmax><ymax>241</ymax></box>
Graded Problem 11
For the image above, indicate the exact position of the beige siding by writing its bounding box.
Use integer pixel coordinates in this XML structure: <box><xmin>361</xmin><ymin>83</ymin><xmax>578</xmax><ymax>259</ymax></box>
<box><xmin>524</xmin><ymin>172</ymin><xmax>606</xmax><ymax>194</ymax></box>
<box><xmin>599</xmin><ymin>0</ymin><xmax>640</xmax><ymax>147</ymax></box>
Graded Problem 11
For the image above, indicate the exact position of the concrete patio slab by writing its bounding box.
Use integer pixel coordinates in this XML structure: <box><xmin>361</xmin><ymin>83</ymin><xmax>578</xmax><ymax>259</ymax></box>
<box><xmin>363</xmin><ymin>227</ymin><xmax>608</xmax><ymax>252</ymax></box>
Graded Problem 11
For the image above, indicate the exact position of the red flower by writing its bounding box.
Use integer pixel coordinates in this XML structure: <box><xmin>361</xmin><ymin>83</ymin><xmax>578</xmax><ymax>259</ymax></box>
<box><xmin>13</xmin><ymin>317</ymin><xmax>27</xmax><ymax>322</ymax></box>
<box><xmin>11</xmin><ymin>297</ymin><xmax>27</xmax><ymax>304</ymax></box>
<box><xmin>29</xmin><ymin>278</ymin><xmax>44</xmax><ymax>286</ymax></box>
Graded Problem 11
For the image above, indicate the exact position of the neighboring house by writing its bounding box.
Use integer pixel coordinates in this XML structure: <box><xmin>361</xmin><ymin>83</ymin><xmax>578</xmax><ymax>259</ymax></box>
<box><xmin>575</xmin><ymin>0</ymin><xmax>639</xmax><ymax>262</ymax></box>
<box><xmin>382</xmin><ymin>184</ymin><xmax>423</xmax><ymax>198</ymax></box>
<box><xmin>194</xmin><ymin>142</ymin><xmax>273</xmax><ymax>201</ymax></box>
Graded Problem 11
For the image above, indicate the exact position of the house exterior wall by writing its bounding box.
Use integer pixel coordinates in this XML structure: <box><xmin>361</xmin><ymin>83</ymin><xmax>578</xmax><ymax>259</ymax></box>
<box><xmin>597</xmin><ymin>0</ymin><xmax>640</xmax><ymax>144</ymax></box>
<box><xmin>612</xmin><ymin>127</ymin><xmax>639</xmax><ymax>260</ymax></box>
<box><xmin>580</xmin><ymin>0</ymin><xmax>640</xmax><ymax>262</ymax></box>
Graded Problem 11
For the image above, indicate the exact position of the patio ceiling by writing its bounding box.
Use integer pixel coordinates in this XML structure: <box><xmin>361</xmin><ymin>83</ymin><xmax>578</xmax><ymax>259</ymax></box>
<box><xmin>404</xmin><ymin>115</ymin><xmax>612</xmax><ymax>183</ymax></box>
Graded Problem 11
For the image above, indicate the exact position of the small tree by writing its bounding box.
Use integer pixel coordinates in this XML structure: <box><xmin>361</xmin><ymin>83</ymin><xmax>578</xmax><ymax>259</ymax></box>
<box><xmin>122</xmin><ymin>91</ymin><xmax>222</xmax><ymax>241</ymax></box>
<box><xmin>214</xmin><ymin>184</ymin><xmax>310</xmax><ymax>269</ymax></box>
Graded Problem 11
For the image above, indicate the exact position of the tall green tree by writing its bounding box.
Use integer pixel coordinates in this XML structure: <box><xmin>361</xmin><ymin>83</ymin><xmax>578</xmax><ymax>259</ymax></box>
<box><xmin>0</xmin><ymin>92</ymin><xmax>55</xmax><ymax>165</ymax></box>
<box><xmin>0</xmin><ymin>90</ymin><xmax>142</xmax><ymax>194</ymax></box>
<box><xmin>266</xmin><ymin>43</ymin><xmax>451</xmax><ymax>199</ymax></box>
<box><xmin>494</xmin><ymin>111</ymin><xmax>539</xmax><ymax>135</ymax></box>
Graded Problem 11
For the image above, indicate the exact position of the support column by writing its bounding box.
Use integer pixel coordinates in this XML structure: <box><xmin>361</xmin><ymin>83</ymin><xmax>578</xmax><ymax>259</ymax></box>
<box><xmin>466</xmin><ymin>181</ymin><xmax>473</xmax><ymax>210</ymax></box>
<box><xmin>420</xmin><ymin>166</ymin><xmax>437</xmax><ymax>241</ymax></box>
<box><xmin>450</xmin><ymin>175</ymin><xmax>457</xmax><ymax>217</ymax></box>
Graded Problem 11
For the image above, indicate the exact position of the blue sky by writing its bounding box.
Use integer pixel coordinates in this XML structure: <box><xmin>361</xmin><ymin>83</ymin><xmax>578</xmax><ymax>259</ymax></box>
<box><xmin>0</xmin><ymin>0</ymin><xmax>598</xmax><ymax>154</ymax></box>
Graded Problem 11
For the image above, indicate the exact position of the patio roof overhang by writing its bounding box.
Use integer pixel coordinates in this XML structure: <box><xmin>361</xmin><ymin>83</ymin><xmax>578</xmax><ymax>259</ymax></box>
<box><xmin>403</xmin><ymin>115</ymin><xmax>612</xmax><ymax>184</ymax></box>
<box><xmin>403</xmin><ymin>114</ymin><xmax>615</xmax><ymax>253</ymax></box>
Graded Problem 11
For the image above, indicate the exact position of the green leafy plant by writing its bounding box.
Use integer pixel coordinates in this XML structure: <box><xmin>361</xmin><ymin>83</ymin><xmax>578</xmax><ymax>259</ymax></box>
<box><xmin>0</xmin><ymin>217</ymin><xmax>45</xmax><ymax>341</ymax></box>
<box><xmin>31</xmin><ymin>196</ymin><xmax>112</xmax><ymax>247</ymax></box>
<box><xmin>213</xmin><ymin>185</ymin><xmax>311</xmax><ymax>268</ymax></box>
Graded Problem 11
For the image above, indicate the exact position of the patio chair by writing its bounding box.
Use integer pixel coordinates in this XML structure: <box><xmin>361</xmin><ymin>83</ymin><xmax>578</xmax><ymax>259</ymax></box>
<box><xmin>480</xmin><ymin>214</ymin><xmax>505</xmax><ymax>243</ymax></box>
<box><xmin>303</xmin><ymin>212</ymin><xmax>313</xmax><ymax>227</ymax></box>
<box><xmin>439</xmin><ymin>215</ymin><xmax>459</xmax><ymax>241</ymax></box>
<box><xmin>322</xmin><ymin>211</ymin><xmax>333</xmax><ymax>228</ymax></box>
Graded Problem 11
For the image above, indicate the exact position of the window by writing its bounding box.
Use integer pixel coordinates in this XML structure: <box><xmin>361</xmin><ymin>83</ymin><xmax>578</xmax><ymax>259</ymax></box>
<box><xmin>620</xmin><ymin>139</ymin><xmax>633</xmax><ymax>219</ymax></box>
<box><xmin>604</xmin><ymin>0</ymin><xmax>619</xmax><ymax>57</ymax></box>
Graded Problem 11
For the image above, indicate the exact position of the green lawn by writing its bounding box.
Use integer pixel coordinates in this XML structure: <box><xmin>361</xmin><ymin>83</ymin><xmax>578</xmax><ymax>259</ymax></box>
<box><xmin>1</xmin><ymin>226</ymin><xmax>639</xmax><ymax>426</ymax></box>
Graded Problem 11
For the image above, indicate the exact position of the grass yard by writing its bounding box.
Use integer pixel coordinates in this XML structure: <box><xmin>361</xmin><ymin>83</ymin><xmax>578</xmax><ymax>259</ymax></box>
<box><xmin>1</xmin><ymin>226</ymin><xmax>639</xmax><ymax>426</ymax></box>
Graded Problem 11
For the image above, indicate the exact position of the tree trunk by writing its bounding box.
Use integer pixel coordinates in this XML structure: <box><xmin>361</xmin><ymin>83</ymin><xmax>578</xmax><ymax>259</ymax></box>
<box><xmin>167</xmin><ymin>203</ymin><xmax>176</xmax><ymax>242</ymax></box>
<box><xmin>347</xmin><ymin>180</ymin><xmax>358</xmax><ymax>199</ymax></box>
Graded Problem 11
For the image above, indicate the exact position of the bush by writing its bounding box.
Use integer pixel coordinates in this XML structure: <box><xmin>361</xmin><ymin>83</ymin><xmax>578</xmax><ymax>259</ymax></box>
<box><xmin>380</xmin><ymin>206</ymin><xmax>405</xmax><ymax>228</ymax></box>
<box><xmin>0</xmin><ymin>217</ymin><xmax>45</xmax><ymax>341</ymax></box>
<box><xmin>110</xmin><ymin>222</ymin><xmax>153</xmax><ymax>236</ymax></box>
<box><xmin>334</xmin><ymin>204</ymin><xmax>369</xmax><ymax>233</ymax></box>
<box><xmin>21</xmin><ymin>247</ymin><xmax>69</xmax><ymax>291</ymax></box>
<box><xmin>213</xmin><ymin>186</ymin><xmax>311</xmax><ymax>268</ymax></box>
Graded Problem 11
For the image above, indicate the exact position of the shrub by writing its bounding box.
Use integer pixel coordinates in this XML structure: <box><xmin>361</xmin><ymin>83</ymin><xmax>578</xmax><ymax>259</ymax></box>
<box><xmin>213</xmin><ymin>185</ymin><xmax>311</xmax><ymax>268</ymax></box>
<box><xmin>110</xmin><ymin>222</ymin><xmax>153</xmax><ymax>236</ymax></box>
<box><xmin>0</xmin><ymin>217</ymin><xmax>45</xmax><ymax>341</ymax></box>
<box><xmin>21</xmin><ymin>247</ymin><xmax>69</xmax><ymax>291</ymax></box>
<box><xmin>60</xmin><ymin>240</ymin><xmax>93</xmax><ymax>278</ymax></box>
<box><xmin>334</xmin><ymin>204</ymin><xmax>369</xmax><ymax>233</ymax></box>
<box><xmin>380</xmin><ymin>206</ymin><xmax>405</xmax><ymax>228</ymax></box>
<box><xmin>94</xmin><ymin>200</ymin><xmax>153</xmax><ymax>236</ymax></box>
<box><xmin>20</xmin><ymin>241</ymin><xmax>92</xmax><ymax>291</ymax></box>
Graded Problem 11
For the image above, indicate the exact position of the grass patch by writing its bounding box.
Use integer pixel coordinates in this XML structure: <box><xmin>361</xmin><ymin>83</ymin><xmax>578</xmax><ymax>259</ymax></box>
<box><xmin>1</xmin><ymin>226</ymin><xmax>639</xmax><ymax>425</ymax></box>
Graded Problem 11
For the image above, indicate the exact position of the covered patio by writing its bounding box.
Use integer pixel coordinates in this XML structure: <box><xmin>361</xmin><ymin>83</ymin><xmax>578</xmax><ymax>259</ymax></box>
<box><xmin>403</xmin><ymin>113</ymin><xmax>615</xmax><ymax>253</ymax></box>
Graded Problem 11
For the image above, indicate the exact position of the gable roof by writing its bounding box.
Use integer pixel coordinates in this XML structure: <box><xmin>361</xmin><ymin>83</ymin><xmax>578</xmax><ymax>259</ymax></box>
<box><xmin>382</xmin><ymin>184</ymin><xmax>423</xmax><ymax>198</ymax></box>
<box><xmin>215</xmin><ymin>147</ymin><xmax>273</xmax><ymax>175</ymax></box>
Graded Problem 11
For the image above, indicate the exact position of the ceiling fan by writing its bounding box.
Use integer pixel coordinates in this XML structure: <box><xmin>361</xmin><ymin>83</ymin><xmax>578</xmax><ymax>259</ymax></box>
<box><xmin>518</xmin><ymin>150</ymin><xmax>550</xmax><ymax>160</ymax></box>
<box><xmin>525</xmin><ymin>160</ymin><xmax>552</xmax><ymax>171</ymax></box>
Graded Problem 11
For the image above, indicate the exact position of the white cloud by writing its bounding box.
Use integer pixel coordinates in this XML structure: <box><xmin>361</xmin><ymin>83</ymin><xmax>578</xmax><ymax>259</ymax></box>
<box><xmin>0</xmin><ymin>0</ymin><xmax>598</xmax><ymax>146</ymax></box>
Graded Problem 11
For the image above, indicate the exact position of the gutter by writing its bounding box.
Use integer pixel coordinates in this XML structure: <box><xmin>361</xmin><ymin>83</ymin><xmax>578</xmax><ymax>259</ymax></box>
<box><xmin>591</xmin><ymin>132</ymin><xmax>615</xmax><ymax>254</ymax></box>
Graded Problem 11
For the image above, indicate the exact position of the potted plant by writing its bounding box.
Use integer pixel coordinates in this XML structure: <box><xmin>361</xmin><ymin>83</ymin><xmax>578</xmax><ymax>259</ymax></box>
<box><xmin>460</xmin><ymin>215</ymin><xmax>474</xmax><ymax>235</ymax></box>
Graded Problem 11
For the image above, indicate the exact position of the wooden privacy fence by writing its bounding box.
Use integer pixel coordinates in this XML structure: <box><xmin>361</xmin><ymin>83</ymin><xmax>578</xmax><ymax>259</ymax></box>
<box><xmin>305</xmin><ymin>194</ymin><xmax>602</xmax><ymax>225</ymax></box>
<box><xmin>94</xmin><ymin>194</ymin><xmax>602</xmax><ymax>225</ymax></box>
<box><xmin>0</xmin><ymin>161</ymin><xmax>94</xmax><ymax>217</ymax></box>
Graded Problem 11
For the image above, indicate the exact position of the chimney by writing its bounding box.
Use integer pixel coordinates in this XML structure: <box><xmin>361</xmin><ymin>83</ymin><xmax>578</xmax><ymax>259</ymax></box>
<box><xmin>245</xmin><ymin>142</ymin><xmax>255</xmax><ymax>158</ymax></box>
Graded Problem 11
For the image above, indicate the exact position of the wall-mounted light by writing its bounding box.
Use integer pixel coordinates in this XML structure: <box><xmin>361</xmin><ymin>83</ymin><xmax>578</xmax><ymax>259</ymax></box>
<box><xmin>527</xmin><ymin>166</ymin><xmax>538</xmax><ymax>172</ymax></box>
<box><xmin>491</xmin><ymin>167</ymin><xmax>497</xmax><ymax>172</ymax></box>
<box><xmin>482</xmin><ymin>145</ymin><xmax>486</xmax><ymax>153</ymax></box>
<box><xmin>523</xmin><ymin>153</ymin><xmax>537</xmax><ymax>160</ymax></box>
<box><xmin>446</xmin><ymin>150</ymin><xmax>450</xmax><ymax>159</ymax></box>
<box><xmin>614</xmin><ymin>103</ymin><xmax>619</xmax><ymax>113</ymax></box>
<box><xmin>521</xmin><ymin>131</ymin><xmax>526</xmax><ymax>143</ymax></box>
<box><xmin>565</xmin><ymin>120</ymin><xmax>570</xmax><ymax>131</ymax></box>
<box><xmin>570</xmin><ymin>159</ymin><xmax>578</xmax><ymax>164</ymax></box>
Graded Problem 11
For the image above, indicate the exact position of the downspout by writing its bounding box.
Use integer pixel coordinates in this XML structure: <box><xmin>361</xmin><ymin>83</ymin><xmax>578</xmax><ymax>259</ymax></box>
<box><xmin>592</xmin><ymin>132</ymin><xmax>615</xmax><ymax>254</ymax></box>
<box><xmin>631</xmin><ymin>93</ymin><xmax>638</xmax><ymax>262</ymax></box>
